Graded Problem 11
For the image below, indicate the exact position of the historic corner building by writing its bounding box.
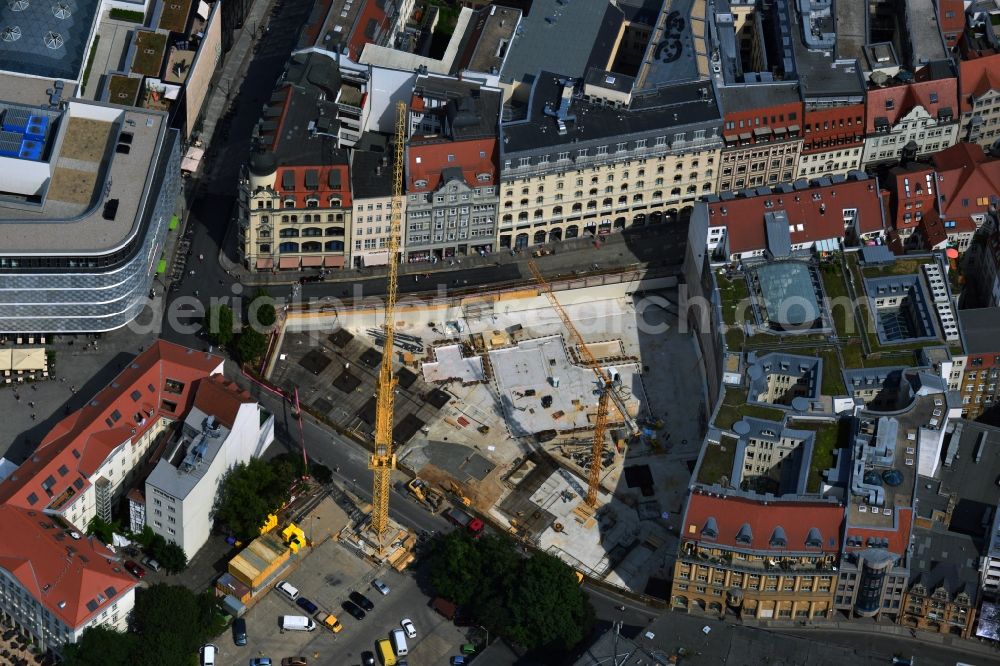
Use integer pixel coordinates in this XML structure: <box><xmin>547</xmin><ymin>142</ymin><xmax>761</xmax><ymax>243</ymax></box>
<box><xmin>0</xmin><ymin>99</ymin><xmax>179</xmax><ymax>333</ymax></box>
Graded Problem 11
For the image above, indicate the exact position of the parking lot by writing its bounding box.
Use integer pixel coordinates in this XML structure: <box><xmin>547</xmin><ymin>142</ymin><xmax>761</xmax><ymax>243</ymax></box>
<box><xmin>215</xmin><ymin>539</ymin><xmax>475</xmax><ymax>665</ymax></box>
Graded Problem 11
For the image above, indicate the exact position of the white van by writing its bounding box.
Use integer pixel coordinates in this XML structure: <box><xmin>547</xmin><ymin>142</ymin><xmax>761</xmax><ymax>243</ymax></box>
<box><xmin>391</xmin><ymin>628</ymin><xmax>409</xmax><ymax>656</ymax></box>
<box><xmin>275</xmin><ymin>580</ymin><xmax>300</xmax><ymax>601</ymax></box>
<box><xmin>199</xmin><ymin>643</ymin><xmax>217</xmax><ymax>666</ymax></box>
<box><xmin>280</xmin><ymin>615</ymin><xmax>316</xmax><ymax>632</ymax></box>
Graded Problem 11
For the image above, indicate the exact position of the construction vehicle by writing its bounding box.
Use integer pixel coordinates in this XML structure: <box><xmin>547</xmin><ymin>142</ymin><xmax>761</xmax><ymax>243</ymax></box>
<box><xmin>446</xmin><ymin>508</ymin><xmax>484</xmax><ymax>538</ymax></box>
<box><xmin>527</xmin><ymin>261</ymin><xmax>638</xmax><ymax>507</ymax></box>
<box><xmin>314</xmin><ymin>611</ymin><xmax>343</xmax><ymax>633</ymax></box>
<box><xmin>367</xmin><ymin>101</ymin><xmax>407</xmax><ymax>547</ymax></box>
<box><xmin>445</xmin><ymin>480</ymin><xmax>471</xmax><ymax>506</ymax></box>
<box><xmin>406</xmin><ymin>478</ymin><xmax>443</xmax><ymax>511</ymax></box>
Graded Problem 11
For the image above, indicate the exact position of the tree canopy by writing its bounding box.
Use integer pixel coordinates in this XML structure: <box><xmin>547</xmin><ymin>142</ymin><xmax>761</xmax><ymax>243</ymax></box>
<box><xmin>425</xmin><ymin>531</ymin><xmax>593</xmax><ymax>652</ymax></box>
<box><xmin>237</xmin><ymin>326</ymin><xmax>268</xmax><ymax>365</ymax></box>
<box><xmin>205</xmin><ymin>304</ymin><xmax>235</xmax><ymax>346</ymax></box>
<box><xmin>63</xmin><ymin>585</ymin><xmax>224</xmax><ymax>666</ymax></box>
<box><xmin>251</xmin><ymin>288</ymin><xmax>277</xmax><ymax>328</ymax></box>
<box><xmin>212</xmin><ymin>455</ymin><xmax>297</xmax><ymax>539</ymax></box>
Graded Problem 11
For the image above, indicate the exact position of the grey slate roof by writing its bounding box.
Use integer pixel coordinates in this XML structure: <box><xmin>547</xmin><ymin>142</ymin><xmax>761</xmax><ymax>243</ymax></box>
<box><xmin>958</xmin><ymin>308</ymin><xmax>1000</xmax><ymax>355</ymax></box>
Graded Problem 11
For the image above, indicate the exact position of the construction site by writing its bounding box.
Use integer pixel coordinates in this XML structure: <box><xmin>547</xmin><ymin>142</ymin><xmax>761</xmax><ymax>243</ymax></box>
<box><xmin>261</xmin><ymin>103</ymin><xmax>706</xmax><ymax>595</ymax></box>
<box><xmin>267</xmin><ymin>267</ymin><xmax>706</xmax><ymax>594</ymax></box>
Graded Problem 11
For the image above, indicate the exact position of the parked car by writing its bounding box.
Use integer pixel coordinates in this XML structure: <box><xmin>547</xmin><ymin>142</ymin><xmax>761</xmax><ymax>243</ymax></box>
<box><xmin>450</xmin><ymin>657</ymin><xmax>467</xmax><ymax>666</ymax></box>
<box><xmin>361</xmin><ymin>651</ymin><xmax>376</xmax><ymax>666</ymax></box>
<box><xmin>280</xmin><ymin>658</ymin><xmax>308</xmax><ymax>666</ymax></box>
<box><xmin>142</xmin><ymin>556</ymin><xmax>161</xmax><ymax>572</ymax></box>
<box><xmin>249</xmin><ymin>659</ymin><xmax>272</xmax><ymax>666</ymax></box>
<box><xmin>199</xmin><ymin>644</ymin><xmax>217</xmax><ymax>666</ymax></box>
<box><xmin>295</xmin><ymin>596</ymin><xmax>318</xmax><ymax>614</ymax></box>
<box><xmin>341</xmin><ymin>600</ymin><xmax>366</xmax><ymax>620</ymax></box>
<box><xmin>123</xmin><ymin>560</ymin><xmax>145</xmax><ymax>578</ymax></box>
<box><xmin>349</xmin><ymin>591</ymin><xmax>374</xmax><ymax>611</ymax></box>
<box><xmin>400</xmin><ymin>618</ymin><xmax>416</xmax><ymax>639</ymax></box>
<box><xmin>232</xmin><ymin>617</ymin><xmax>247</xmax><ymax>646</ymax></box>
<box><xmin>371</xmin><ymin>579</ymin><xmax>390</xmax><ymax>596</ymax></box>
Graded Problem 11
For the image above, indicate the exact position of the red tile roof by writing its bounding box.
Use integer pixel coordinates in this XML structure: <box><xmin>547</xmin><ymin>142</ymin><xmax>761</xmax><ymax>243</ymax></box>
<box><xmin>192</xmin><ymin>375</ymin><xmax>254</xmax><ymax>429</ymax></box>
<box><xmin>682</xmin><ymin>491</ymin><xmax>844</xmax><ymax>554</ymax></box>
<box><xmin>960</xmin><ymin>54</ymin><xmax>1000</xmax><ymax>113</ymax></box>
<box><xmin>932</xmin><ymin>143</ymin><xmax>1000</xmax><ymax>222</ymax></box>
<box><xmin>408</xmin><ymin>138</ymin><xmax>497</xmax><ymax>192</ymax></box>
<box><xmin>865</xmin><ymin>77</ymin><xmax>958</xmax><ymax>134</ymax></box>
<box><xmin>937</xmin><ymin>0</ymin><xmax>965</xmax><ymax>38</ymax></box>
<box><xmin>706</xmin><ymin>178</ymin><xmax>885</xmax><ymax>255</ymax></box>
<box><xmin>0</xmin><ymin>341</ymin><xmax>223</xmax><ymax>511</ymax></box>
<box><xmin>275</xmin><ymin>165</ymin><xmax>352</xmax><ymax>209</ymax></box>
<box><xmin>0</xmin><ymin>505</ymin><xmax>137</xmax><ymax>628</ymax></box>
<box><xmin>845</xmin><ymin>508</ymin><xmax>913</xmax><ymax>557</ymax></box>
<box><xmin>0</xmin><ymin>341</ymin><xmax>223</xmax><ymax>631</ymax></box>
<box><xmin>348</xmin><ymin>0</ymin><xmax>390</xmax><ymax>61</ymax></box>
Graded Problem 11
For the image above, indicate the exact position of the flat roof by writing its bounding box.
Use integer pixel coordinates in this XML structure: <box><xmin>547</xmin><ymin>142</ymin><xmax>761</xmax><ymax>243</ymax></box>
<box><xmin>834</xmin><ymin>0</ymin><xmax>867</xmax><ymax>62</ymax></box>
<box><xmin>958</xmin><ymin>308</ymin><xmax>1000</xmax><ymax>355</ymax></box>
<box><xmin>0</xmin><ymin>100</ymin><xmax>170</xmax><ymax>254</ymax></box>
<box><xmin>350</xmin><ymin>135</ymin><xmax>394</xmax><ymax>199</ymax></box>
<box><xmin>146</xmin><ymin>406</ymin><xmax>231</xmax><ymax>500</ymax></box>
<box><xmin>131</xmin><ymin>31</ymin><xmax>167</xmax><ymax>77</ymax></box>
<box><xmin>634</xmin><ymin>0</ymin><xmax>708</xmax><ymax>90</ymax></box>
<box><xmin>0</xmin><ymin>0</ymin><xmax>102</xmax><ymax>80</ymax></box>
<box><xmin>788</xmin><ymin>2</ymin><xmax>865</xmax><ymax>100</ymax></box>
<box><xmin>499</xmin><ymin>0</ymin><xmax>623</xmax><ymax>85</ymax></box>
<box><xmin>157</xmin><ymin>0</ymin><xmax>193</xmax><ymax>33</ymax></box>
<box><xmin>461</xmin><ymin>5</ymin><xmax>520</xmax><ymax>75</ymax></box>
<box><xmin>501</xmin><ymin>73</ymin><xmax>721</xmax><ymax>154</ymax></box>
<box><xmin>904</xmin><ymin>0</ymin><xmax>947</xmax><ymax>67</ymax></box>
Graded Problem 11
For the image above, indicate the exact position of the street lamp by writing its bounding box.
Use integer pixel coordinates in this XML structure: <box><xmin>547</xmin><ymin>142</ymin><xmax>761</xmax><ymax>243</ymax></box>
<box><xmin>479</xmin><ymin>625</ymin><xmax>489</xmax><ymax>648</ymax></box>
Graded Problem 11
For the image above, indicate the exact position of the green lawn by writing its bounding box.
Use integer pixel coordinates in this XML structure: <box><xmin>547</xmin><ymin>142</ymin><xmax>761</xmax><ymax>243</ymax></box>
<box><xmin>131</xmin><ymin>31</ymin><xmax>166</xmax><ymax>77</ymax></box>
<box><xmin>696</xmin><ymin>435</ymin><xmax>739</xmax><ymax>486</ymax></box>
<box><xmin>714</xmin><ymin>388</ymin><xmax>785</xmax><ymax>430</ymax></box>
<box><xmin>791</xmin><ymin>419</ymin><xmax>847</xmax><ymax>493</ymax></box>
<box><xmin>818</xmin><ymin>349</ymin><xmax>846</xmax><ymax>395</ymax></box>
<box><xmin>860</xmin><ymin>257</ymin><xmax>933</xmax><ymax>278</ymax></box>
<box><xmin>718</xmin><ymin>274</ymin><xmax>750</xmax><ymax>327</ymax></box>
<box><xmin>818</xmin><ymin>261</ymin><xmax>857</xmax><ymax>337</ymax></box>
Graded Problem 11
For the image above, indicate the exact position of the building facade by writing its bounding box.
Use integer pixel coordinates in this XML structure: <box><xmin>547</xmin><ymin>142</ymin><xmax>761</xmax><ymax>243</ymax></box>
<box><xmin>861</xmin><ymin>65</ymin><xmax>961</xmax><ymax>169</ymax></box>
<box><xmin>960</xmin><ymin>54</ymin><xmax>1000</xmax><ymax>150</ymax></box>
<box><xmin>718</xmin><ymin>85</ymin><xmax>804</xmax><ymax>192</ymax></box>
<box><xmin>797</xmin><ymin>102</ymin><xmax>866</xmax><ymax>179</ymax></box>
<box><xmin>499</xmin><ymin>75</ymin><xmax>723</xmax><ymax>250</ymax></box>
<box><xmin>956</xmin><ymin>309</ymin><xmax>1000</xmax><ymax>419</ymax></box>
<box><xmin>350</xmin><ymin>134</ymin><xmax>402</xmax><ymax>267</ymax></box>
<box><xmin>404</xmin><ymin>76</ymin><xmax>500</xmax><ymax>262</ymax></box>
<box><xmin>146</xmin><ymin>376</ymin><xmax>274</xmax><ymax>559</ymax></box>
<box><xmin>0</xmin><ymin>100</ymin><xmax>178</xmax><ymax>333</ymax></box>
<box><xmin>900</xmin><ymin>564</ymin><xmax>978</xmax><ymax>638</ymax></box>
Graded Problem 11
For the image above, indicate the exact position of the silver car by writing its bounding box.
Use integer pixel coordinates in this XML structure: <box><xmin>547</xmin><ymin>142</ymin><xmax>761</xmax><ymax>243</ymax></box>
<box><xmin>371</xmin><ymin>579</ymin><xmax>390</xmax><ymax>596</ymax></box>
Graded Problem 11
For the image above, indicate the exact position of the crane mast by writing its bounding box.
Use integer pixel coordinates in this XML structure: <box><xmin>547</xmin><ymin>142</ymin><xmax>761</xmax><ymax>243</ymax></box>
<box><xmin>528</xmin><ymin>261</ymin><xmax>633</xmax><ymax>507</ymax></box>
<box><xmin>368</xmin><ymin>101</ymin><xmax>407</xmax><ymax>544</ymax></box>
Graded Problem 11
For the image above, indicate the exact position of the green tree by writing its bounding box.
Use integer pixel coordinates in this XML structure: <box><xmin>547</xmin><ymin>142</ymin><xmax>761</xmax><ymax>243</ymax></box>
<box><xmin>309</xmin><ymin>461</ymin><xmax>333</xmax><ymax>484</ymax></box>
<box><xmin>86</xmin><ymin>516</ymin><xmax>115</xmax><ymax>544</ymax></box>
<box><xmin>236</xmin><ymin>326</ymin><xmax>268</xmax><ymax>365</ymax></box>
<box><xmin>153</xmin><ymin>541</ymin><xmax>188</xmax><ymax>573</ymax></box>
<box><xmin>212</xmin><ymin>456</ymin><xmax>296</xmax><ymax>539</ymax></box>
<box><xmin>205</xmin><ymin>304</ymin><xmax>235</xmax><ymax>346</ymax></box>
<box><xmin>503</xmin><ymin>551</ymin><xmax>594</xmax><ymax>651</ymax></box>
<box><xmin>62</xmin><ymin>626</ymin><xmax>136</xmax><ymax>666</ymax></box>
<box><xmin>427</xmin><ymin>531</ymin><xmax>486</xmax><ymax>607</ymax></box>
<box><xmin>131</xmin><ymin>584</ymin><xmax>220</xmax><ymax>666</ymax></box>
<box><xmin>251</xmin><ymin>288</ymin><xmax>277</xmax><ymax>328</ymax></box>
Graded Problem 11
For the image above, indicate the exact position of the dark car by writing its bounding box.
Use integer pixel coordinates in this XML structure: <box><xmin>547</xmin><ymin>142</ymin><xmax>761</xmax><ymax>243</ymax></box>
<box><xmin>349</xmin><ymin>591</ymin><xmax>374</xmax><ymax>611</ymax></box>
<box><xmin>361</xmin><ymin>652</ymin><xmax>375</xmax><ymax>666</ymax></box>
<box><xmin>232</xmin><ymin>617</ymin><xmax>247</xmax><ymax>646</ymax></box>
<box><xmin>123</xmin><ymin>560</ymin><xmax>145</xmax><ymax>578</ymax></box>
<box><xmin>295</xmin><ymin>597</ymin><xmax>318</xmax><ymax>614</ymax></box>
<box><xmin>341</xmin><ymin>600</ymin><xmax>366</xmax><ymax>620</ymax></box>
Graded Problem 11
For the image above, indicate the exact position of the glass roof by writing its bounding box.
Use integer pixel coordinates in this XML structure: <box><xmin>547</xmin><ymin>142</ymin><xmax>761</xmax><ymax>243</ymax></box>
<box><xmin>753</xmin><ymin>261</ymin><xmax>821</xmax><ymax>328</ymax></box>
<box><xmin>0</xmin><ymin>0</ymin><xmax>101</xmax><ymax>80</ymax></box>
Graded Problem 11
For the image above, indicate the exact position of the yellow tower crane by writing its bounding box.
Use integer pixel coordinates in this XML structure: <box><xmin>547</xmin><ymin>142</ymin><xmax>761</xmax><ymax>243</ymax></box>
<box><xmin>368</xmin><ymin>101</ymin><xmax>407</xmax><ymax>546</ymax></box>
<box><xmin>527</xmin><ymin>261</ymin><xmax>636</xmax><ymax>507</ymax></box>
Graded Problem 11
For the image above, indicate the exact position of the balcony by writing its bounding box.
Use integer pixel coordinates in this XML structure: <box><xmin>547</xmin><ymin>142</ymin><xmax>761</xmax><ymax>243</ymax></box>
<box><xmin>679</xmin><ymin>550</ymin><xmax>834</xmax><ymax>576</ymax></box>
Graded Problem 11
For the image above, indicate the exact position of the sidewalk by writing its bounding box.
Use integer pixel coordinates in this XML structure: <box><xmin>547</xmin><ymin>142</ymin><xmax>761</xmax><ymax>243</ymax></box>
<box><xmin>751</xmin><ymin>616</ymin><xmax>1000</xmax><ymax>660</ymax></box>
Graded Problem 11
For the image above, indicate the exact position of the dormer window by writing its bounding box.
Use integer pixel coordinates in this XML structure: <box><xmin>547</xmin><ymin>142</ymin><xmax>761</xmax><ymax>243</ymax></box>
<box><xmin>701</xmin><ymin>517</ymin><xmax>718</xmax><ymax>539</ymax></box>
<box><xmin>414</xmin><ymin>179</ymin><xmax>428</xmax><ymax>188</ymax></box>
<box><xmin>735</xmin><ymin>523</ymin><xmax>753</xmax><ymax>545</ymax></box>
<box><xmin>805</xmin><ymin>527</ymin><xmax>823</xmax><ymax>548</ymax></box>
<box><xmin>284</xmin><ymin>199</ymin><xmax>295</xmax><ymax>208</ymax></box>
<box><xmin>885</xmin><ymin>99</ymin><xmax>894</xmax><ymax>111</ymax></box>
<box><xmin>769</xmin><ymin>526</ymin><xmax>787</xmax><ymax>548</ymax></box>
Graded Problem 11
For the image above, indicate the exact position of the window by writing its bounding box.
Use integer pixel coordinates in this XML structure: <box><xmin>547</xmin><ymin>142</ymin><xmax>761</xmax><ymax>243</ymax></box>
<box><xmin>164</xmin><ymin>379</ymin><xmax>185</xmax><ymax>395</ymax></box>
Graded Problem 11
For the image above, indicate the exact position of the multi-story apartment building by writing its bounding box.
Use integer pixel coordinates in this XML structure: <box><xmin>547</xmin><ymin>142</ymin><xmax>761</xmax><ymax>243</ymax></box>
<box><xmin>351</xmin><ymin>132</ymin><xmax>402</xmax><ymax>268</ymax></box>
<box><xmin>498</xmin><ymin>74</ymin><xmax>723</xmax><ymax>249</ymax></box>
<box><xmin>0</xmin><ymin>97</ymin><xmax>179</xmax><ymax>333</ymax></box>
<box><xmin>718</xmin><ymin>84</ymin><xmax>803</xmax><ymax>192</ymax></box>
<box><xmin>861</xmin><ymin>62</ymin><xmax>960</xmax><ymax>168</ymax></box>
<box><xmin>901</xmin><ymin>550</ymin><xmax>979</xmax><ymax>638</ymax></box>
<box><xmin>956</xmin><ymin>309</ymin><xmax>1000</xmax><ymax>419</ymax></box>
<box><xmin>672</xmin><ymin>420</ymin><xmax>844</xmax><ymax>620</ymax></box>
<box><xmin>145</xmin><ymin>375</ymin><xmax>274</xmax><ymax>559</ymax></box>
<box><xmin>699</xmin><ymin>173</ymin><xmax>885</xmax><ymax>264</ymax></box>
<box><xmin>0</xmin><ymin>342</ymin><xmax>225</xmax><ymax>651</ymax></box>
<box><xmin>405</xmin><ymin>75</ymin><xmax>500</xmax><ymax>262</ymax></box>
<box><xmin>240</xmin><ymin>52</ymin><xmax>355</xmax><ymax>272</ymax></box>
<box><xmin>959</xmin><ymin>54</ymin><xmax>1000</xmax><ymax>150</ymax></box>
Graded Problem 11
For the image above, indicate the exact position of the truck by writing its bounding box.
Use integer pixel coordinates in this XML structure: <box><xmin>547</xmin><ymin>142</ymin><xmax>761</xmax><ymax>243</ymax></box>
<box><xmin>377</xmin><ymin>638</ymin><xmax>397</xmax><ymax>666</ymax></box>
<box><xmin>314</xmin><ymin>611</ymin><xmax>342</xmax><ymax>633</ymax></box>
<box><xmin>446</xmin><ymin>508</ymin><xmax>484</xmax><ymax>538</ymax></box>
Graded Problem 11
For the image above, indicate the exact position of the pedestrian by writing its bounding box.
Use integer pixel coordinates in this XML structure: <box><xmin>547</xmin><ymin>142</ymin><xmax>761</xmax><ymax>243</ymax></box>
<box><xmin>28</xmin><ymin>401</ymin><xmax>34</xmax><ymax>408</ymax></box>
<box><xmin>30</xmin><ymin>384</ymin><xmax>35</xmax><ymax>391</ymax></box>
<box><xmin>30</xmin><ymin>414</ymin><xmax>35</xmax><ymax>421</ymax></box>
<box><xmin>14</xmin><ymin>394</ymin><xmax>19</xmax><ymax>402</ymax></box>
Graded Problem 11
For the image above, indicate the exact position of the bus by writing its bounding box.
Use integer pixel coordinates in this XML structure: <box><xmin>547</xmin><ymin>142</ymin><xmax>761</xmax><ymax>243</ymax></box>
<box><xmin>377</xmin><ymin>638</ymin><xmax>397</xmax><ymax>666</ymax></box>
